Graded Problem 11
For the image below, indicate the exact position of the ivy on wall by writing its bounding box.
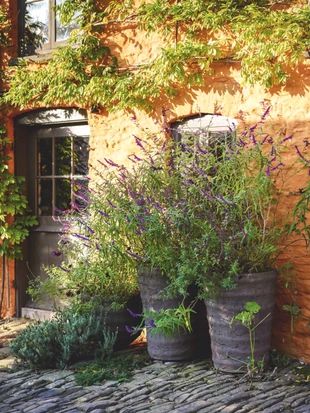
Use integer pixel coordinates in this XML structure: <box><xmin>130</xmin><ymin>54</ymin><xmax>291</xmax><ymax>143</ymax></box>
<box><xmin>0</xmin><ymin>6</ymin><xmax>36</xmax><ymax>260</ymax></box>
<box><xmin>1</xmin><ymin>0</ymin><xmax>310</xmax><ymax>112</ymax></box>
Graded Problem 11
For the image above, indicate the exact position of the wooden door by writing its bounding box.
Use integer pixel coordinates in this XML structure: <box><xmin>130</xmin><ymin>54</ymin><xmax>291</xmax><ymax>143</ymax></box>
<box><xmin>15</xmin><ymin>110</ymin><xmax>89</xmax><ymax>312</ymax></box>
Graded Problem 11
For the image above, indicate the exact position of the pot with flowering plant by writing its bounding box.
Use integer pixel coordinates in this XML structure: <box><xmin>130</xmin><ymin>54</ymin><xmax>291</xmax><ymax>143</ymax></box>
<box><xmin>90</xmin><ymin>138</ymin><xmax>204</xmax><ymax>361</ymax></box>
<box><xmin>175</xmin><ymin>113</ymin><xmax>309</xmax><ymax>372</ymax></box>
<box><xmin>28</xmin><ymin>190</ymin><xmax>143</xmax><ymax>351</ymax></box>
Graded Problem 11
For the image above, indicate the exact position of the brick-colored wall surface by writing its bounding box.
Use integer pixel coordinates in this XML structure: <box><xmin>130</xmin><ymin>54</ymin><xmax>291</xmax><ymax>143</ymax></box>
<box><xmin>1</xmin><ymin>0</ymin><xmax>309</xmax><ymax>361</ymax></box>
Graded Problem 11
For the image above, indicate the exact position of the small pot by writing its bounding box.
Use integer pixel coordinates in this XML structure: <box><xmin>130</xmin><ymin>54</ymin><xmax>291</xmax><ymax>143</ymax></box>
<box><xmin>205</xmin><ymin>270</ymin><xmax>277</xmax><ymax>372</ymax></box>
<box><xmin>138</xmin><ymin>267</ymin><xmax>197</xmax><ymax>361</ymax></box>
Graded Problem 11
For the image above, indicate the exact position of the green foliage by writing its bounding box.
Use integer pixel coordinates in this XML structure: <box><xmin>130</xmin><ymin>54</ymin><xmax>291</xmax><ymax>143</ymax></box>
<box><xmin>10</xmin><ymin>304</ymin><xmax>117</xmax><ymax>369</ymax></box>
<box><xmin>0</xmin><ymin>5</ymin><xmax>9</xmax><ymax>46</ymax></box>
<box><xmin>232</xmin><ymin>300</ymin><xmax>270</xmax><ymax>370</ymax></box>
<box><xmin>144</xmin><ymin>304</ymin><xmax>195</xmax><ymax>336</ymax></box>
<box><xmin>75</xmin><ymin>350</ymin><xmax>151</xmax><ymax>386</ymax></box>
<box><xmin>0</xmin><ymin>125</ymin><xmax>37</xmax><ymax>258</ymax></box>
<box><xmin>3</xmin><ymin>0</ymin><xmax>310</xmax><ymax>111</ymax></box>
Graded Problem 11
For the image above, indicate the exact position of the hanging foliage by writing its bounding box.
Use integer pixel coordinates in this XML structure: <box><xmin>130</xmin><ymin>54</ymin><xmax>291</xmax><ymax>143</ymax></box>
<box><xmin>2</xmin><ymin>1</ymin><xmax>310</xmax><ymax>111</ymax></box>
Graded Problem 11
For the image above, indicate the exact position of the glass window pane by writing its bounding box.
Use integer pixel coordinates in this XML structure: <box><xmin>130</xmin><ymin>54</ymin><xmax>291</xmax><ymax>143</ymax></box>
<box><xmin>55</xmin><ymin>178</ymin><xmax>72</xmax><ymax>213</ymax></box>
<box><xmin>73</xmin><ymin>137</ymin><xmax>89</xmax><ymax>175</ymax></box>
<box><xmin>24</xmin><ymin>0</ymin><xmax>49</xmax><ymax>53</ymax></box>
<box><xmin>37</xmin><ymin>178</ymin><xmax>52</xmax><ymax>216</ymax></box>
<box><xmin>38</xmin><ymin>138</ymin><xmax>52</xmax><ymax>176</ymax></box>
<box><xmin>55</xmin><ymin>137</ymin><xmax>72</xmax><ymax>176</ymax></box>
<box><xmin>73</xmin><ymin>179</ymin><xmax>89</xmax><ymax>210</ymax></box>
<box><xmin>55</xmin><ymin>0</ymin><xmax>78</xmax><ymax>42</ymax></box>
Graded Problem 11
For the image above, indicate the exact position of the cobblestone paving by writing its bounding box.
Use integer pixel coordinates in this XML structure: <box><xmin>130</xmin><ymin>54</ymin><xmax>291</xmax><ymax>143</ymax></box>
<box><xmin>0</xmin><ymin>360</ymin><xmax>309</xmax><ymax>413</ymax></box>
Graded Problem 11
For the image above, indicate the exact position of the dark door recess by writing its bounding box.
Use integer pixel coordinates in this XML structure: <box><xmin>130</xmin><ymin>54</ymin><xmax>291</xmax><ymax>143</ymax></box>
<box><xmin>14</xmin><ymin>109</ymin><xmax>89</xmax><ymax>313</ymax></box>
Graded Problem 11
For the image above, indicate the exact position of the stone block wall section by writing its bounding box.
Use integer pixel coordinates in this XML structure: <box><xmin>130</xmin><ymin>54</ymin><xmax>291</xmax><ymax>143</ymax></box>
<box><xmin>0</xmin><ymin>0</ymin><xmax>310</xmax><ymax>362</ymax></box>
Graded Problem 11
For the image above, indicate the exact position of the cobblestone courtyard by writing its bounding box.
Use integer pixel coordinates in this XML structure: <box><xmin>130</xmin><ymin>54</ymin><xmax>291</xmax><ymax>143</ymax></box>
<box><xmin>0</xmin><ymin>360</ymin><xmax>309</xmax><ymax>413</ymax></box>
<box><xmin>1</xmin><ymin>319</ymin><xmax>310</xmax><ymax>413</ymax></box>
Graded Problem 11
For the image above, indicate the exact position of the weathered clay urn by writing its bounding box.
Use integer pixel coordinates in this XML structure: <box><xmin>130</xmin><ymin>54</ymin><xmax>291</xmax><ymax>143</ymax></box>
<box><xmin>205</xmin><ymin>271</ymin><xmax>277</xmax><ymax>372</ymax></box>
<box><xmin>138</xmin><ymin>267</ymin><xmax>197</xmax><ymax>361</ymax></box>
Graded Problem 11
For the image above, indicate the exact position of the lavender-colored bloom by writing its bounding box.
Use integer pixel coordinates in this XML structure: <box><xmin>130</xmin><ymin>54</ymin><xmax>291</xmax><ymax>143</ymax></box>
<box><xmin>104</xmin><ymin>158</ymin><xmax>120</xmax><ymax>168</ymax></box>
<box><xmin>125</xmin><ymin>325</ymin><xmax>135</xmax><ymax>334</ymax></box>
<box><xmin>265</xmin><ymin>166</ymin><xmax>271</xmax><ymax>177</ymax></box>
<box><xmin>249</xmin><ymin>124</ymin><xmax>258</xmax><ymax>133</ymax></box>
<box><xmin>98</xmin><ymin>210</ymin><xmax>109</xmax><ymax>218</ymax></box>
<box><xmin>271</xmin><ymin>162</ymin><xmax>284</xmax><ymax>171</ymax></box>
<box><xmin>261</xmin><ymin>134</ymin><xmax>270</xmax><ymax>144</ymax></box>
<box><xmin>127</xmin><ymin>308</ymin><xmax>141</xmax><ymax>318</ymax></box>
<box><xmin>51</xmin><ymin>250</ymin><xmax>62</xmax><ymax>257</ymax></box>
<box><xmin>281</xmin><ymin>135</ymin><xmax>293</xmax><ymax>143</ymax></box>
<box><xmin>196</xmin><ymin>143</ymin><xmax>208</xmax><ymax>155</ymax></box>
<box><xmin>86</xmin><ymin>225</ymin><xmax>95</xmax><ymax>234</ymax></box>
<box><xmin>73</xmin><ymin>233</ymin><xmax>90</xmax><ymax>241</ymax></box>
<box><xmin>147</xmin><ymin>319</ymin><xmax>156</xmax><ymax>329</ymax></box>
<box><xmin>261</xmin><ymin>106</ymin><xmax>271</xmax><ymax>120</ymax></box>
<box><xmin>295</xmin><ymin>145</ymin><xmax>309</xmax><ymax>164</ymax></box>
<box><xmin>250</xmin><ymin>133</ymin><xmax>257</xmax><ymax>145</ymax></box>
<box><xmin>108</xmin><ymin>200</ymin><xmax>116</xmax><ymax>209</ymax></box>
<box><xmin>134</xmin><ymin>135</ymin><xmax>146</xmax><ymax>152</ymax></box>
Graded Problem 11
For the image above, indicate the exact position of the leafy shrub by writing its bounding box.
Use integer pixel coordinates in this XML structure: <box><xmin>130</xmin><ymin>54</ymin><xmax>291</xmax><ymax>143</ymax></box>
<box><xmin>10</xmin><ymin>304</ymin><xmax>117</xmax><ymax>369</ymax></box>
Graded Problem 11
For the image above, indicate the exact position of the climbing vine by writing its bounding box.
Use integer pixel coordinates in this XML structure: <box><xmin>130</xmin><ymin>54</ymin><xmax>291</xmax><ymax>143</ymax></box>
<box><xmin>0</xmin><ymin>7</ymin><xmax>36</xmax><ymax>259</ymax></box>
<box><xmin>2</xmin><ymin>0</ymin><xmax>310</xmax><ymax>111</ymax></box>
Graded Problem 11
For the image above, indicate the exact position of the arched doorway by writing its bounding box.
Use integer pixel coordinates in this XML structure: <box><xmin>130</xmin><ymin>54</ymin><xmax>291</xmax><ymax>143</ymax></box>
<box><xmin>14</xmin><ymin>108</ymin><xmax>90</xmax><ymax>317</ymax></box>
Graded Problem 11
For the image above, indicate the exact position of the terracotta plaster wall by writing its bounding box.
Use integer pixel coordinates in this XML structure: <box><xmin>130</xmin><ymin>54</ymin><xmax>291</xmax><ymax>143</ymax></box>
<box><xmin>88</xmin><ymin>61</ymin><xmax>310</xmax><ymax>363</ymax></box>
<box><xmin>1</xmin><ymin>0</ymin><xmax>310</xmax><ymax>360</ymax></box>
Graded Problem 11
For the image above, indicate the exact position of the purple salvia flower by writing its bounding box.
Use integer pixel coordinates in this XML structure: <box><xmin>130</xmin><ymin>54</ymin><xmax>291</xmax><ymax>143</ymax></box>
<box><xmin>270</xmin><ymin>146</ymin><xmax>276</xmax><ymax>156</ymax></box>
<box><xmin>196</xmin><ymin>143</ymin><xmax>208</xmax><ymax>154</ymax></box>
<box><xmin>267</xmin><ymin>137</ymin><xmax>274</xmax><ymax>144</ymax></box>
<box><xmin>261</xmin><ymin>134</ymin><xmax>270</xmax><ymax>144</ymax></box>
<box><xmin>73</xmin><ymin>233</ymin><xmax>90</xmax><ymax>241</ymax></box>
<box><xmin>261</xmin><ymin>106</ymin><xmax>271</xmax><ymax>121</ymax></box>
<box><xmin>125</xmin><ymin>325</ymin><xmax>135</xmax><ymax>334</ymax></box>
<box><xmin>134</xmin><ymin>135</ymin><xmax>146</xmax><ymax>152</ymax></box>
<box><xmin>271</xmin><ymin>162</ymin><xmax>284</xmax><ymax>171</ymax></box>
<box><xmin>250</xmin><ymin>133</ymin><xmax>257</xmax><ymax>145</ymax></box>
<box><xmin>249</xmin><ymin>124</ymin><xmax>258</xmax><ymax>132</ymax></box>
<box><xmin>98</xmin><ymin>210</ymin><xmax>109</xmax><ymax>218</ymax></box>
<box><xmin>51</xmin><ymin>250</ymin><xmax>62</xmax><ymax>257</ymax></box>
<box><xmin>281</xmin><ymin>135</ymin><xmax>293</xmax><ymax>143</ymax></box>
<box><xmin>86</xmin><ymin>225</ymin><xmax>95</xmax><ymax>234</ymax></box>
<box><xmin>108</xmin><ymin>200</ymin><xmax>116</xmax><ymax>209</ymax></box>
<box><xmin>104</xmin><ymin>158</ymin><xmax>120</xmax><ymax>168</ymax></box>
<box><xmin>295</xmin><ymin>145</ymin><xmax>309</xmax><ymax>164</ymax></box>
<box><xmin>147</xmin><ymin>319</ymin><xmax>156</xmax><ymax>329</ymax></box>
<box><xmin>265</xmin><ymin>166</ymin><xmax>271</xmax><ymax>177</ymax></box>
<box><xmin>127</xmin><ymin>308</ymin><xmax>141</xmax><ymax>318</ymax></box>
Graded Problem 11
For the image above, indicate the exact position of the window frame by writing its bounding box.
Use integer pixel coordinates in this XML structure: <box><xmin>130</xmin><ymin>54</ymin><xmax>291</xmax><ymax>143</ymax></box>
<box><xmin>19</xmin><ymin>0</ymin><xmax>69</xmax><ymax>56</ymax></box>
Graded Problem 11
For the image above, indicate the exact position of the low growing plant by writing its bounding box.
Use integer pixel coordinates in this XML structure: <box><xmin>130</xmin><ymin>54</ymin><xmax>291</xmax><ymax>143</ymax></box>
<box><xmin>10</xmin><ymin>303</ymin><xmax>117</xmax><ymax>369</ymax></box>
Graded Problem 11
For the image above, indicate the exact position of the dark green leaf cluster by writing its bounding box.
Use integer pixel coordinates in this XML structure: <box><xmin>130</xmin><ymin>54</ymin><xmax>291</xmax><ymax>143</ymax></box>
<box><xmin>0</xmin><ymin>125</ymin><xmax>37</xmax><ymax>258</ymax></box>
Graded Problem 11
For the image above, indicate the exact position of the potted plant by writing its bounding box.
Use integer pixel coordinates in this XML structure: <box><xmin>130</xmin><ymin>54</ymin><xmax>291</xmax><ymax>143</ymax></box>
<box><xmin>29</xmin><ymin>194</ymin><xmax>142</xmax><ymax>351</ymax></box>
<box><xmin>174</xmin><ymin>118</ymin><xmax>308</xmax><ymax>372</ymax></box>
<box><xmin>94</xmin><ymin>143</ymin><xmax>203</xmax><ymax>360</ymax></box>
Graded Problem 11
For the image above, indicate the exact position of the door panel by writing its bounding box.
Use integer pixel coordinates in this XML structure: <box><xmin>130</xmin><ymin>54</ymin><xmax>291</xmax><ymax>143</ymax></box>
<box><xmin>15</xmin><ymin>116</ymin><xmax>89</xmax><ymax>312</ymax></box>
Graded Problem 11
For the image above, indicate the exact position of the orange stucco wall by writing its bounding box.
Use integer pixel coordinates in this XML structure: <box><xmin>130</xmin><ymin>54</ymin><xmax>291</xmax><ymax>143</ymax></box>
<box><xmin>1</xmin><ymin>1</ymin><xmax>309</xmax><ymax>361</ymax></box>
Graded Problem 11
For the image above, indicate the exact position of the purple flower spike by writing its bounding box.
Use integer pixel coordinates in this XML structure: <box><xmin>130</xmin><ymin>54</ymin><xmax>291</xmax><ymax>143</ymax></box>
<box><xmin>98</xmin><ymin>210</ymin><xmax>109</xmax><ymax>218</ymax></box>
<box><xmin>281</xmin><ymin>135</ymin><xmax>293</xmax><ymax>143</ymax></box>
<box><xmin>147</xmin><ymin>319</ymin><xmax>156</xmax><ymax>329</ymax></box>
<box><xmin>134</xmin><ymin>135</ymin><xmax>146</xmax><ymax>152</ymax></box>
<box><xmin>265</xmin><ymin>166</ymin><xmax>271</xmax><ymax>177</ymax></box>
<box><xmin>73</xmin><ymin>233</ymin><xmax>90</xmax><ymax>242</ymax></box>
<box><xmin>295</xmin><ymin>145</ymin><xmax>309</xmax><ymax>164</ymax></box>
<box><xmin>261</xmin><ymin>106</ymin><xmax>271</xmax><ymax>120</ymax></box>
<box><xmin>125</xmin><ymin>325</ymin><xmax>135</xmax><ymax>334</ymax></box>
<box><xmin>104</xmin><ymin>158</ymin><xmax>120</xmax><ymax>168</ymax></box>
<box><xmin>51</xmin><ymin>250</ymin><xmax>62</xmax><ymax>257</ymax></box>
<box><xmin>127</xmin><ymin>308</ymin><xmax>142</xmax><ymax>318</ymax></box>
<box><xmin>271</xmin><ymin>162</ymin><xmax>284</xmax><ymax>171</ymax></box>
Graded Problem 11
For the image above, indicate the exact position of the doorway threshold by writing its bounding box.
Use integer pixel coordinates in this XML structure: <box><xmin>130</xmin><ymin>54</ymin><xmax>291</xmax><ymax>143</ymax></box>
<box><xmin>21</xmin><ymin>307</ymin><xmax>55</xmax><ymax>321</ymax></box>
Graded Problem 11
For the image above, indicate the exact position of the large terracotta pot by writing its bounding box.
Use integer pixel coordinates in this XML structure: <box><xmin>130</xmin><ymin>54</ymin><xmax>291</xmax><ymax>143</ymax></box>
<box><xmin>205</xmin><ymin>270</ymin><xmax>277</xmax><ymax>372</ymax></box>
<box><xmin>138</xmin><ymin>267</ymin><xmax>197</xmax><ymax>361</ymax></box>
